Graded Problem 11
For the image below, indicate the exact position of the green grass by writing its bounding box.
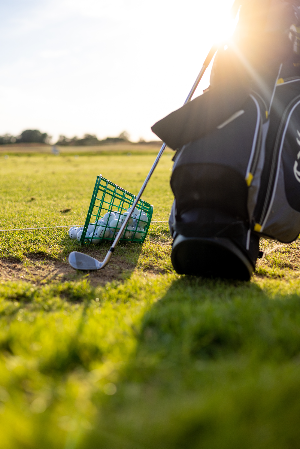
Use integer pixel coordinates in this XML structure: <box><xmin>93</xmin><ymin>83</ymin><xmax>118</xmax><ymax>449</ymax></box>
<box><xmin>0</xmin><ymin>151</ymin><xmax>173</xmax><ymax>260</ymax></box>
<box><xmin>1</xmin><ymin>147</ymin><xmax>300</xmax><ymax>448</ymax></box>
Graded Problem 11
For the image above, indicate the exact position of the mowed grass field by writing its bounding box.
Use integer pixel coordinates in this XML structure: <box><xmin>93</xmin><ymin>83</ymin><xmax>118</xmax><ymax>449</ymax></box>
<box><xmin>1</xmin><ymin>145</ymin><xmax>300</xmax><ymax>448</ymax></box>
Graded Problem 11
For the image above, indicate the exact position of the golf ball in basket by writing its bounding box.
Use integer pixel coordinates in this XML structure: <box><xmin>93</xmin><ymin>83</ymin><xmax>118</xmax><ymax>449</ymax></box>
<box><xmin>109</xmin><ymin>218</ymin><xmax>118</xmax><ymax>229</ymax></box>
<box><xmin>87</xmin><ymin>223</ymin><xmax>96</xmax><ymax>234</ymax></box>
<box><xmin>104</xmin><ymin>228</ymin><xmax>112</xmax><ymax>238</ymax></box>
<box><xmin>102</xmin><ymin>212</ymin><xmax>115</xmax><ymax>224</ymax></box>
<box><xmin>91</xmin><ymin>226</ymin><xmax>105</xmax><ymax>242</ymax></box>
<box><xmin>121</xmin><ymin>212</ymin><xmax>134</xmax><ymax>226</ymax></box>
<box><xmin>130</xmin><ymin>208</ymin><xmax>142</xmax><ymax>219</ymax></box>
<box><xmin>109</xmin><ymin>215</ymin><xmax>119</xmax><ymax>226</ymax></box>
<box><xmin>112</xmin><ymin>211</ymin><xmax>121</xmax><ymax>219</ymax></box>
<box><xmin>125</xmin><ymin>225</ymin><xmax>136</xmax><ymax>239</ymax></box>
<box><xmin>77</xmin><ymin>230</ymin><xmax>83</xmax><ymax>241</ymax></box>
<box><xmin>137</xmin><ymin>212</ymin><xmax>148</xmax><ymax>229</ymax></box>
<box><xmin>141</xmin><ymin>211</ymin><xmax>148</xmax><ymax>222</ymax></box>
<box><xmin>134</xmin><ymin>227</ymin><xmax>144</xmax><ymax>240</ymax></box>
<box><xmin>115</xmin><ymin>219</ymin><xmax>122</xmax><ymax>228</ymax></box>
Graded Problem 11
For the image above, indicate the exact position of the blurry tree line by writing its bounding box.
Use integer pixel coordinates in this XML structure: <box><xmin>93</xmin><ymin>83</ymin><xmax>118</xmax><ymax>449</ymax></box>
<box><xmin>0</xmin><ymin>130</ymin><xmax>132</xmax><ymax>146</ymax></box>
<box><xmin>56</xmin><ymin>131</ymin><xmax>130</xmax><ymax>146</ymax></box>
<box><xmin>0</xmin><ymin>130</ymin><xmax>51</xmax><ymax>145</ymax></box>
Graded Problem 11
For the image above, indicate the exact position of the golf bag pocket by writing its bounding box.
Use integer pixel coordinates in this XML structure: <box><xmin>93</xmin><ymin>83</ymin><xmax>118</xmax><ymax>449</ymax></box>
<box><xmin>254</xmin><ymin>78</ymin><xmax>300</xmax><ymax>242</ymax></box>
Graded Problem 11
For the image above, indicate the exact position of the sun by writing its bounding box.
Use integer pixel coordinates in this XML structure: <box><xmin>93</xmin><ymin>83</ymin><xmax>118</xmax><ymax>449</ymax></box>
<box><xmin>200</xmin><ymin>0</ymin><xmax>239</xmax><ymax>48</ymax></box>
<box><xmin>214</xmin><ymin>6</ymin><xmax>240</xmax><ymax>46</ymax></box>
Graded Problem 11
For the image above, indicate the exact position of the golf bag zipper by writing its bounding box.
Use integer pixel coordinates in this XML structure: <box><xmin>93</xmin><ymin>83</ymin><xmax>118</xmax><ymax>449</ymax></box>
<box><xmin>245</xmin><ymin>94</ymin><xmax>264</xmax><ymax>186</ymax></box>
<box><xmin>256</xmin><ymin>94</ymin><xmax>300</xmax><ymax>231</ymax></box>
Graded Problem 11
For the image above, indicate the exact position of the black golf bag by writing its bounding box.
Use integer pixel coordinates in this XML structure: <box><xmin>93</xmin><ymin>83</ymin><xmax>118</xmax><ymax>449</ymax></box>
<box><xmin>150</xmin><ymin>0</ymin><xmax>300</xmax><ymax>281</ymax></box>
<box><xmin>168</xmin><ymin>91</ymin><xmax>267</xmax><ymax>281</ymax></box>
<box><xmin>152</xmin><ymin>74</ymin><xmax>300</xmax><ymax>280</ymax></box>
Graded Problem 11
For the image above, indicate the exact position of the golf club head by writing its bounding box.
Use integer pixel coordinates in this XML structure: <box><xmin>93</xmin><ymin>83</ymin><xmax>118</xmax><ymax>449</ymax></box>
<box><xmin>69</xmin><ymin>251</ymin><xmax>102</xmax><ymax>270</ymax></box>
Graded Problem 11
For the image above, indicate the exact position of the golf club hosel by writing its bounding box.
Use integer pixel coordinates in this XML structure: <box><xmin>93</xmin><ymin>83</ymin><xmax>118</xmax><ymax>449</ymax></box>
<box><xmin>100</xmin><ymin>248</ymin><xmax>113</xmax><ymax>269</ymax></box>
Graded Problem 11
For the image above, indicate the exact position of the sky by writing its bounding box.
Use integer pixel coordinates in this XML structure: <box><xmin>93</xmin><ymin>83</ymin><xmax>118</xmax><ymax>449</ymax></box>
<box><xmin>0</xmin><ymin>0</ymin><xmax>235</xmax><ymax>143</ymax></box>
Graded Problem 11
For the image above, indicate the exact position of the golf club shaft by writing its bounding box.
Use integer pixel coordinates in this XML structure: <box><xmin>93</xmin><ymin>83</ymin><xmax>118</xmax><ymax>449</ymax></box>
<box><xmin>184</xmin><ymin>45</ymin><xmax>217</xmax><ymax>103</ymax></box>
<box><xmin>100</xmin><ymin>48</ymin><xmax>218</xmax><ymax>269</ymax></box>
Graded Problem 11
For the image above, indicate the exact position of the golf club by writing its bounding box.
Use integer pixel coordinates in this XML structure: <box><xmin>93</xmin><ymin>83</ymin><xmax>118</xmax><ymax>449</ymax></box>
<box><xmin>68</xmin><ymin>44</ymin><xmax>218</xmax><ymax>271</ymax></box>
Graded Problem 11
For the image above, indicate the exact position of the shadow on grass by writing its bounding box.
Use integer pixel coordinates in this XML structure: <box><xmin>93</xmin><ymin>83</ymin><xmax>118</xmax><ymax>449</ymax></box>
<box><xmin>39</xmin><ymin>301</ymin><xmax>103</xmax><ymax>374</ymax></box>
<box><xmin>81</xmin><ymin>275</ymin><xmax>300</xmax><ymax>449</ymax></box>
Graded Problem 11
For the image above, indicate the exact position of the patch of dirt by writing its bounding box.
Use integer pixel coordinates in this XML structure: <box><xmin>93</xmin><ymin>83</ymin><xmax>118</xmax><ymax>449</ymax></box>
<box><xmin>0</xmin><ymin>249</ymin><xmax>136</xmax><ymax>287</ymax></box>
<box><xmin>1</xmin><ymin>257</ymin><xmax>22</xmax><ymax>264</ymax></box>
<box><xmin>256</xmin><ymin>239</ymin><xmax>300</xmax><ymax>273</ymax></box>
<box><xmin>60</xmin><ymin>208</ymin><xmax>72</xmax><ymax>213</ymax></box>
<box><xmin>25</xmin><ymin>251</ymin><xmax>57</xmax><ymax>261</ymax></box>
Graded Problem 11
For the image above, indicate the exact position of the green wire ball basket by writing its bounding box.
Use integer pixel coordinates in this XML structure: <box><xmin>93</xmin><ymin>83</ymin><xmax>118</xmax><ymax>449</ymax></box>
<box><xmin>80</xmin><ymin>175</ymin><xmax>153</xmax><ymax>245</ymax></box>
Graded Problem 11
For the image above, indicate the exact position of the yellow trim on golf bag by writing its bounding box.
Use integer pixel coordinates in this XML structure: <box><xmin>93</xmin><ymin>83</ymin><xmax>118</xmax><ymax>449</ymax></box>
<box><xmin>254</xmin><ymin>223</ymin><xmax>262</xmax><ymax>232</ymax></box>
<box><xmin>246</xmin><ymin>173</ymin><xmax>253</xmax><ymax>186</ymax></box>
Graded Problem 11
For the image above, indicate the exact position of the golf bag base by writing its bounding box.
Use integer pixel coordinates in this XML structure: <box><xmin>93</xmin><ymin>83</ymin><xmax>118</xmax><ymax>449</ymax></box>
<box><xmin>171</xmin><ymin>234</ymin><xmax>259</xmax><ymax>281</ymax></box>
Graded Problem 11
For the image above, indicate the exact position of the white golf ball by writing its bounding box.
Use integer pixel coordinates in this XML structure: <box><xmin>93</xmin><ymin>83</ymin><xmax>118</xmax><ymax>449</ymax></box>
<box><xmin>125</xmin><ymin>225</ymin><xmax>137</xmax><ymax>239</ymax></box>
<box><xmin>91</xmin><ymin>226</ymin><xmax>105</xmax><ymax>243</ymax></box>
<box><xmin>102</xmin><ymin>211</ymin><xmax>115</xmax><ymax>224</ymax></box>
<box><xmin>109</xmin><ymin>218</ymin><xmax>118</xmax><ymax>228</ymax></box>
<box><xmin>134</xmin><ymin>227</ymin><xmax>144</xmax><ymax>240</ymax></box>
<box><xmin>87</xmin><ymin>224</ymin><xmax>97</xmax><ymax>234</ymax></box>
<box><xmin>109</xmin><ymin>216</ymin><xmax>118</xmax><ymax>227</ymax></box>
<box><xmin>131</xmin><ymin>208</ymin><xmax>141</xmax><ymax>219</ymax></box>
<box><xmin>137</xmin><ymin>214</ymin><xmax>148</xmax><ymax>228</ymax></box>
<box><xmin>121</xmin><ymin>212</ymin><xmax>134</xmax><ymax>226</ymax></box>
<box><xmin>134</xmin><ymin>211</ymin><xmax>146</xmax><ymax>224</ymax></box>
<box><xmin>69</xmin><ymin>227</ymin><xmax>78</xmax><ymax>239</ymax></box>
<box><xmin>112</xmin><ymin>211</ymin><xmax>121</xmax><ymax>219</ymax></box>
<box><xmin>77</xmin><ymin>230</ymin><xmax>83</xmax><ymax>241</ymax></box>
<box><xmin>140</xmin><ymin>212</ymin><xmax>148</xmax><ymax>222</ymax></box>
<box><xmin>131</xmin><ymin>218</ymin><xmax>138</xmax><ymax>229</ymax></box>
<box><xmin>104</xmin><ymin>228</ymin><xmax>112</xmax><ymax>238</ymax></box>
